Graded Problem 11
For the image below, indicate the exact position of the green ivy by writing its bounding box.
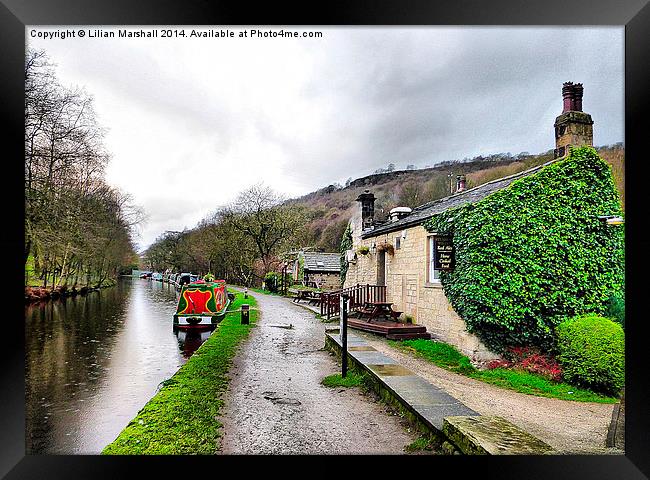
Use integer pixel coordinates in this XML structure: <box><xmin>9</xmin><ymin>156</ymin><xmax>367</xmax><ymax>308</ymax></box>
<box><xmin>423</xmin><ymin>146</ymin><xmax>624</xmax><ymax>354</ymax></box>
<box><xmin>340</xmin><ymin>223</ymin><xmax>353</xmax><ymax>285</ymax></box>
<box><xmin>298</xmin><ymin>255</ymin><xmax>305</xmax><ymax>283</ymax></box>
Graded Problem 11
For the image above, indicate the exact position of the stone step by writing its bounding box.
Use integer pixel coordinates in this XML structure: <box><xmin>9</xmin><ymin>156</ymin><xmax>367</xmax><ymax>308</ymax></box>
<box><xmin>442</xmin><ymin>416</ymin><xmax>556</xmax><ymax>455</ymax></box>
<box><xmin>386</xmin><ymin>332</ymin><xmax>432</xmax><ymax>340</ymax></box>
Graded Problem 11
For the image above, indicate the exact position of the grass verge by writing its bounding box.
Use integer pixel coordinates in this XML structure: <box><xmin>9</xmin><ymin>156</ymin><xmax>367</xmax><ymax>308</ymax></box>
<box><xmin>247</xmin><ymin>286</ymin><xmax>282</xmax><ymax>297</ymax></box>
<box><xmin>389</xmin><ymin>339</ymin><xmax>617</xmax><ymax>404</ymax></box>
<box><xmin>102</xmin><ymin>289</ymin><xmax>257</xmax><ymax>454</ymax></box>
<box><xmin>321</xmin><ymin>372</ymin><xmax>364</xmax><ymax>388</ymax></box>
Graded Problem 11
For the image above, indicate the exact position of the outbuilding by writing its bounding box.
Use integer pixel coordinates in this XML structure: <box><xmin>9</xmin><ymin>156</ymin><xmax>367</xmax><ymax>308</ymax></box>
<box><xmin>293</xmin><ymin>251</ymin><xmax>341</xmax><ymax>290</ymax></box>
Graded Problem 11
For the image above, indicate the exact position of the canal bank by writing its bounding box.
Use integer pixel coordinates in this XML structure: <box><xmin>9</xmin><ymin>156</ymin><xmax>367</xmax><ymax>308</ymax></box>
<box><xmin>102</xmin><ymin>290</ymin><xmax>257</xmax><ymax>454</ymax></box>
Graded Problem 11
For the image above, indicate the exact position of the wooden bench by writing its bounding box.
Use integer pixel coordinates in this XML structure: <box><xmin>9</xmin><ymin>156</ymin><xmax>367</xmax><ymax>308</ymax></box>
<box><xmin>306</xmin><ymin>293</ymin><xmax>321</xmax><ymax>306</ymax></box>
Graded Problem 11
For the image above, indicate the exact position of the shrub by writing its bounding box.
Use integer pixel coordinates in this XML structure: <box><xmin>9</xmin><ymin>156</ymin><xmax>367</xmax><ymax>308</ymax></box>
<box><xmin>555</xmin><ymin>315</ymin><xmax>625</xmax><ymax>395</ymax></box>
<box><xmin>518</xmin><ymin>352</ymin><xmax>562</xmax><ymax>382</ymax></box>
<box><xmin>489</xmin><ymin>346</ymin><xmax>562</xmax><ymax>382</ymax></box>
<box><xmin>606</xmin><ymin>294</ymin><xmax>625</xmax><ymax>329</ymax></box>
<box><xmin>424</xmin><ymin>146</ymin><xmax>625</xmax><ymax>354</ymax></box>
<box><xmin>486</xmin><ymin>359</ymin><xmax>512</xmax><ymax>370</ymax></box>
<box><xmin>263</xmin><ymin>272</ymin><xmax>281</xmax><ymax>293</ymax></box>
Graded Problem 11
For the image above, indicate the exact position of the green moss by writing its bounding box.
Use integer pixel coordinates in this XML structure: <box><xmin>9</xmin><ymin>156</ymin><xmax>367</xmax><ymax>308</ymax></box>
<box><xmin>102</xmin><ymin>290</ymin><xmax>257</xmax><ymax>454</ymax></box>
<box><xmin>424</xmin><ymin>146</ymin><xmax>625</xmax><ymax>353</ymax></box>
<box><xmin>405</xmin><ymin>435</ymin><xmax>440</xmax><ymax>453</ymax></box>
<box><xmin>321</xmin><ymin>372</ymin><xmax>364</xmax><ymax>388</ymax></box>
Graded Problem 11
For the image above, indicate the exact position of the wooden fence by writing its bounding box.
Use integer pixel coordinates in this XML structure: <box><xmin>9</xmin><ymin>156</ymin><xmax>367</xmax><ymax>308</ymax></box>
<box><xmin>320</xmin><ymin>284</ymin><xmax>387</xmax><ymax>319</ymax></box>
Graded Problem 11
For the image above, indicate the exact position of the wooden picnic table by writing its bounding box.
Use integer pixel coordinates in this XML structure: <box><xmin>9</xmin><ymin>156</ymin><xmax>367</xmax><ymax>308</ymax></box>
<box><xmin>292</xmin><ymin>289</ymin><xmax>321</xmax><ymax>305</ymax></box>
<box><xmin>358</xmin><ymin>301</ymin><xmax>402</xmax><ymax>322</ymax></box>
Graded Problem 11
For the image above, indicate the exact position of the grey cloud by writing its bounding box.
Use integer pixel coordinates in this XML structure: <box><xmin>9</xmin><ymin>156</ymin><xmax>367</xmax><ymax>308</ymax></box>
<box><xmin>30</xmin><ymin>26</ymin><xmax>623</xmax><ymax>248</ymax></box>
<box><xmin>268</xmin><ymin>27</ymin><xmax>623</xmax><ymax>190</ymax></box>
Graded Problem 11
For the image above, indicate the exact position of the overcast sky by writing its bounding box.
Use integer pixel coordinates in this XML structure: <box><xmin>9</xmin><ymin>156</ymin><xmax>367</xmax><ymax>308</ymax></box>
<box><xmin>27</xmin><ymin>26</ymin><xmax>624</xmax><ymax>251</ymax></box>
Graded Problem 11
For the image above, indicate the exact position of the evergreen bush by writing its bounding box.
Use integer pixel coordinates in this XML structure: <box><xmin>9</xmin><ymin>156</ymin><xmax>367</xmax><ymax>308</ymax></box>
<box><xmin>263</xmin><ymin>271</ymin><xmax>281</xmax><ymax>293</ymax></box>
<box><xmin>555</xmin><ymin>315</ymin><xmax>624</xmax><ymax>395</ymax></box>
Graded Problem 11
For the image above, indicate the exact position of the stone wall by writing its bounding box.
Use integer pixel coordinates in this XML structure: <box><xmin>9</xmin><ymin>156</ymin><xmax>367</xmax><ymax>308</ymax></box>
<box><xmin>344</xmin><ymin>220</ymin><xmax>498</xmax><ymax>362</ymax></box>
<box><xmin>305</xmin><ymin>271</ymin><xmax>341</xmax><ymax>291</ymax></box>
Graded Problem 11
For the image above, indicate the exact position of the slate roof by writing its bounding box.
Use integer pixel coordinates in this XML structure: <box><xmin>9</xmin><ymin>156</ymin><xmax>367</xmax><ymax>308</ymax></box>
<box><xmin>362</xmin><ymin>158</ymin><xmax>559</xmax><ymax>238</ymax></box>
<box><xmin>302</xmin><ymin>252</ymin><xmax>340</xmax><ymax>273</ymax></box>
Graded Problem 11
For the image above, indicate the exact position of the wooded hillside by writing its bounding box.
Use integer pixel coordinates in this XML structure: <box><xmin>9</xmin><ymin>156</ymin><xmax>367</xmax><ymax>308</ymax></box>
<box><xmin>290</xmin><ymin>144</ymin><xmax>624</xmax><ymax>252</ymax></box>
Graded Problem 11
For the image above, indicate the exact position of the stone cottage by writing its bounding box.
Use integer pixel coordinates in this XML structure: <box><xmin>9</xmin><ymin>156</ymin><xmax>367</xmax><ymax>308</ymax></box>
<box><xmin>343</xmin><ymin>82</ymin><xmax>608</xmax><ymax>361</ymax></box>
<box><xmin>293</xmin><ymin>251</ymin><xmax>341</xmax><ymax>290</ymax></box>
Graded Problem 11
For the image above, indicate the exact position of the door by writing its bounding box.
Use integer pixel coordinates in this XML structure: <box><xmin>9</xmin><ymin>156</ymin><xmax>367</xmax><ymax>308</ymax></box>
<box><xmin>377</xmin><ymin>251</ymin><xmax>386</xmax><ymax>286</ymax></box>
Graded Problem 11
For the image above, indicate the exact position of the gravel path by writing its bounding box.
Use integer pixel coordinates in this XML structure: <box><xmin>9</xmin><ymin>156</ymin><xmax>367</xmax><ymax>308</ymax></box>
<box><xmin>353</xmin><ymin>330</ymin><xmax>617</xmax><ymax>453</ymax></box>
<box><xmin>218</xmin><ymin>291</ymin><xmax>419</xmax><ymax>454</ymax></box>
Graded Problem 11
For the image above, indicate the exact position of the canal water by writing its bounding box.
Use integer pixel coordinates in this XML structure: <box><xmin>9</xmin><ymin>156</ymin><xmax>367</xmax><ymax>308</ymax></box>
<box><xmin>25</xmin><ymin>276</ymin><xmax>213</xmax><ymax>454</ymax></box>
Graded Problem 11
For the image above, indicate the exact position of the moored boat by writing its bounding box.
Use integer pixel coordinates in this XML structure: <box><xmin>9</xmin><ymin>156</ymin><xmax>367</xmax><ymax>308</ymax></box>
<box><xmin>173</xmin><ymin>279</ymin><xmax>231</xmax><ymax>330</ymax></box>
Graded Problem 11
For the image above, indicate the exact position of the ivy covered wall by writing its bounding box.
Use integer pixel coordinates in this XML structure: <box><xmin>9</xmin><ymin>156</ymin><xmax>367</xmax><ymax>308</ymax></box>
<box><xmin>424</xmin><ymin>146</ymin><xmax>624</xmax><ymax>354</ymax></box>
<box><xmin>339</xmin><ymin>223</ymin><xmax>353</xmax><ymax>285</ymax></box>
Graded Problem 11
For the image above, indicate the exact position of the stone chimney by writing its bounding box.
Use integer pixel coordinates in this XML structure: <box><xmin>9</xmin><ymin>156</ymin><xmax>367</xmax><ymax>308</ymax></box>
<box><xmin>572</xmin><ymin>83</ymin><xmax>584</xmax><ymax>112</ymax></box>
<box><xmin>554</xmin><ymin>82</ymin><xmax>593</xmax><ymax>158</ymax></box>
<box><xmin>562</xmin><ymin>82</ymin><xmax>574</xmax><ymax>113</ymax></box>
<box><xmin>356</xmin><ymin>190</ymin><xmax>376</xmax><ymax>230</ymax></box>
<box><xmin>456</xmin><ymin>175</ymin><xmax>466</xmax><ymax>193</ymax></box>
<box><xmin>389</xmin><ymin>206</ymin><xmax>412</xmax><ymax>222</ymax></box>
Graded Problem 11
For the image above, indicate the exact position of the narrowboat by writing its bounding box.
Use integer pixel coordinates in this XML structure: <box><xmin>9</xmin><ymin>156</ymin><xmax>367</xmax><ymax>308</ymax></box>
<box><xmin>173</xmin><ymin>279</ymin><xmax>231</xmax><ymax>329</ymax></box>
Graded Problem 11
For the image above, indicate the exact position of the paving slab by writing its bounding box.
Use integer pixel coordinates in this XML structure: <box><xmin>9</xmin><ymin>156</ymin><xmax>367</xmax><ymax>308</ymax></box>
<box><xmin>414</xmin><ymin>404</ymin><xmax>479</xmax><ymax>431</ymax></box>
<box><xmin>383</xmin><ymin>377</ymin><xmax>468</xmax><ymax>406</ymax></box>
<box><xmin>327</xmin><ymin>330</ymin><xmax>478</xmax><ymax>435</ymax></box>
<box><xmin>443</xmin><ymin>416</ymin><xmax>556</xmax><ymax>455</ymax></box>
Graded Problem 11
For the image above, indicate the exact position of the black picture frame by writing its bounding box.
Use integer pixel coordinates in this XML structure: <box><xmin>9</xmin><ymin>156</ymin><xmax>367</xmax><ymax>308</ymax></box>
<box><xmin>2</xmin><ymin>0</ymin><xmax>648</xmax><ymax>478</ymax></box>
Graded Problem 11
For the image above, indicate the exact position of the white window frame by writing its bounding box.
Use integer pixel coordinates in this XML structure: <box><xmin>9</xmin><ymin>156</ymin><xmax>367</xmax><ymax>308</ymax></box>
<box><xmin>427</xmin><ymin>234</ymin><xmax>441</xmax><ymax>283</ymax></box>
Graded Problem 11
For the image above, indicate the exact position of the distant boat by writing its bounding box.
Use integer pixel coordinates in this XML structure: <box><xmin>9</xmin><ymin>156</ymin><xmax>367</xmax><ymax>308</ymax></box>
<box><xmin>173</xmin><ymin>279</ymin><xmax>231</xmax><ymax>330</ymax></box>
<box><xmin>174</xmin><ymin>272</ymin><xmax>198</xmax><ymax>290</ymax></box>
<box><xmin>152</xmin><ymin>272</ymin><xmax>163</xmax><ymax>281</ymax></box>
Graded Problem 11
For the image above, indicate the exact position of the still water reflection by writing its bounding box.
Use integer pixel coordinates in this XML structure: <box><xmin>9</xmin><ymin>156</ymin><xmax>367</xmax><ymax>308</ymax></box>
<box><xmin>25</xmin><ymin>277</ymin><xmax>213</xmax><ymax>454</ymax></box>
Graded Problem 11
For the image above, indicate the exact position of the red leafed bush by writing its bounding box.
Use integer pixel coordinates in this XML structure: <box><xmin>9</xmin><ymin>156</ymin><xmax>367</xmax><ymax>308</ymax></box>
<box><xmin>487</xmin><ymin>346</ymin><xmax>563</xmax><ymax>382</ymax></box>
<box><xmin>486</xmin><ymin>359</ymin><xmax>512</xmax><ymax>370</ymax></box>
<box><xmin>518</xmin><ymin>353</ymin><xmax>563</xmax><ymax>382</ymax></box>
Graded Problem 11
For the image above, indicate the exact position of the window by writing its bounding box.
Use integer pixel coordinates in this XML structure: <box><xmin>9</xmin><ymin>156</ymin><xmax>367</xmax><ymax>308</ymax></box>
<box><xmin>427</xmin><ymin>235</ymin><xmax>441</xmax><ymax>283</ymax></box>
<box><xmin>395</xmin><ymin>236</ymin><xmax>401</xmax><ymax>250</ymax></box>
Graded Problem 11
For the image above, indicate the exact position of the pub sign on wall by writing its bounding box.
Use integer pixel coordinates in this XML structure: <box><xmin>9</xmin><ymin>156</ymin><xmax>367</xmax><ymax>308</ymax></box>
<box><xmin>434</xmin><ymin>236</ymin><xmax>454</xmax><ymax>271</ymax></box>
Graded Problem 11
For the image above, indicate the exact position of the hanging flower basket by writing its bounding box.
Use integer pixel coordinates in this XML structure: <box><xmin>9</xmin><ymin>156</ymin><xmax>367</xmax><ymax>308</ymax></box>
<box><xmin>357</xmin><ymin>246</ymin><xmax>370</xmax><ymax>255</ymax></box>
<box><xmin>377</xmin><ymin>243</ymin><xmax>394</xmax><ymax>255</ymax></box>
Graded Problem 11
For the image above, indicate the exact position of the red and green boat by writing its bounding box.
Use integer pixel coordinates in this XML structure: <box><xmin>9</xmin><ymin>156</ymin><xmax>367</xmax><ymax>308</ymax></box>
<box><xmin>173</xmin><ymin>279</ymin><xmax>231</xmax><ymax>329</ymax></box>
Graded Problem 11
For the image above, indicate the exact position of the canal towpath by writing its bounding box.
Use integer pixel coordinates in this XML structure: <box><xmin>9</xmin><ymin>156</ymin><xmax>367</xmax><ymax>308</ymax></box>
<box><xmin>218</xmin><ymin>289</ymin><xmax>420</xmax><ymax>454</ymax></box>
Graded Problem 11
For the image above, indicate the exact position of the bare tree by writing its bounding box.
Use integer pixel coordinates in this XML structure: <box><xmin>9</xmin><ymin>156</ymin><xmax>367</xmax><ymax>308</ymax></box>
<box><xmin>25</xmin><ymin>48</ymin><xmax>141</xmax><ymax>289</ymax></box>
<box><xmin>221</xmin><ymin>183</ymin><xmax>310</xmax><ymax>275</ymax></box>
